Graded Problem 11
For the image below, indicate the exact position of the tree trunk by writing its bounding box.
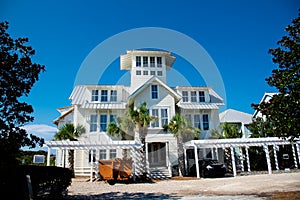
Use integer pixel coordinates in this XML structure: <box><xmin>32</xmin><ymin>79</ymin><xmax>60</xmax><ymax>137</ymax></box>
<box><xmin>135</xmin><ymin>124</ymin><xmax>148</xmax><ymax>179</ymax></box>
<box><xmin>68</xmin><ymin>149</ymin><xmax>75</xmax><ymax>177</ymax></box>
<box><xmin>177</xmin><ymin>134</ymin><xmax>185</xmax><ymax>176</ymax></box>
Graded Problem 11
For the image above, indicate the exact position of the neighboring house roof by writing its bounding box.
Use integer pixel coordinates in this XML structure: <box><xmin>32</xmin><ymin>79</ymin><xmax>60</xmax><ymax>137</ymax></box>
<box><xmin>53</xmin><ymin>106</ymin><xmax>74</xmax><ymax>125</ymax></box>
<box><xmin>129</xmin><ymin>76</ymin><xmax>181</xmax><ymax>103</ymax></box>
<box><xmin>253</xmin><ymin>92</ymin><xmax>278</xmax><ymax>118</ymax></box>
<box><xmin>69</xmin><ymin>85</ymin><xmax>87</xmax><ymax>105</ymax></box>
<box><xmin>219</xmin><ymin>109</ymin><xmax>252</xmax><ymax>125</ymax></box>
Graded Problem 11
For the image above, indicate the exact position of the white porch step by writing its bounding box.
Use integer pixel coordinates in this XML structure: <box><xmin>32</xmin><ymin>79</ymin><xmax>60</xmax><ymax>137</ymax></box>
<box><xmin>148</xmin><ymin>167</ymin><xmax>171</xmax><ymax>180</ymax></box>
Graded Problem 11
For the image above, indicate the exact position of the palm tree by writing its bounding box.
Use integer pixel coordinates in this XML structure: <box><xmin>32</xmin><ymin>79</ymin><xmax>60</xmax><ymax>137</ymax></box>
<box><xmin>54</xmin><ymin>123</ymin><xmax>85</xmax><ymax>173</ymax></box>
<box><xmin>163</xmin><ymin>114</ymin><xmax>200</xmax><ymax>176</ymax></box>
<box><xmin>129</xmin><ymin>102</ymin><xmax>154</xmax><ymax>178</ymax></box>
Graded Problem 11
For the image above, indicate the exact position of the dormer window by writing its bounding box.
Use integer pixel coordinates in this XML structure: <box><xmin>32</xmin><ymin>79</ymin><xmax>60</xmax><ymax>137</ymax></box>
<box><xmin>136</xmin><ymin>56</ymin><xmax>141</xmax><ymax>67</ymax></box>
<box><xmin>157</xmin><ymin>57</ymin><xmax>162</xmax><ymax>68</ymax></box>
<box><xmin>101</xmin><ymin>90</ymin><xmax>108</xmax><ymax>102</ymax></box>
<box><xmin>151</xmin><ymin>85</ymin><xmax>158</xmax><ymax>99</ymax></box>
<box><xmin>182</xmin><ymin>91</ymin><xmax>188</xmax><ymax>102</ymax></box>
<box><xmin>110</xmin><ymin>90</ymin><xmax>117</xmax><ymax>102</ymax></box>
<box><xmin>150</xmin><ymin>57</ymin><xmax>155</xmax><ymax>67</ymax></box>
<box><xmin>91</xmin><ymin>90</ymin><xmax>99</xmax><ymax>101</ymax></box>
<box><xmin>191</xmin><ymin>91</ymin><xmax>197</xmax><ymax>102</ymax></box>
<box><xmin>143</xmin><ymin>56</ymin><xmax>148</xmax><ymax>67</ymax></box>
<box><xmin>199</xmin><ymin>91</ymin><xmax>205</xmax><ymax>102</ymax></box>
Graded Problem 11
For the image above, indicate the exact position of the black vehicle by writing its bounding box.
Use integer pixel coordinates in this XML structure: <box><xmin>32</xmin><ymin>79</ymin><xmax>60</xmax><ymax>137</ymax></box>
<box><xmin>190</xmin><ymin>159</ymin><xmax>226</xmax><ymax>178</ymax></box>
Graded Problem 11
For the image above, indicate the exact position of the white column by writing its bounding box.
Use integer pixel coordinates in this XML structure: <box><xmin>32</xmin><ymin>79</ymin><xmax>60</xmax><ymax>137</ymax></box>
<box><xmin>166</xmin><ymin>142</ymin><xmax>171</xmax><ymax>176</ymax></box>
<box><xmin>264</xmin><ymin>145</ymin><xmax>272</xmax><ymax>174</ymax></box>
<box><xmin>245</xmin><ymin>147</ymin><xmax>251</xmax><ymax>172</ymax></box>
<box><xmin>214</xmin><ymin>147</ymin><xmax>219</xmax><ymax>160</ymax></box>
<box><xmin>230</xmin><ymin>147</ymin><xmax>237</xmax><ymax>177</ymax></box>
<box><xmin>184</xmin><ymin>147</ymin><xmax>188</xmax><ymax>176</ymax></box>
<box><xmin>273</xmin><ymin>145</ymin><xmax>279</xmax><ymax>171</ymax></box>
<box><xmin>194</xmin><ymin>145</ymin><xmax>200</xmax><ymax>178</ymax></box>
<box><xmin>90</xmin><ymin>149</ymin><xmax>93</xmax><ymax>182</ymax></box>
<box><xmin>62</xmin><ymin>149</ymin><xmax>65</xmax><ymax>168</ymax></box>
<box><xmin>47</xmin><ymin>147</ymin><xmax>51</xmax><ymax>166</ymax></box>
<box><xmin>292</xmin><ymin>144</ymin><xmax>298</xmax><ymax>169</ymax></box>
<box><xmin>239</xmin><ymin>147</ymin><xmax>244</xmax><ymax>172</ymax></box>
<box><xmin>131</xmin><ymin>146</ymin><xmax>136</xmax><ymax>182</ymax></box>
<box><xmin>145</xmin><ymin>142</ymin><xmax>149</xmax><ymax>175</ymax></box>
<box><xmin>296</xmin><ymin>144</ymin><xmax>300</xmax><ymax>167</ymax></box>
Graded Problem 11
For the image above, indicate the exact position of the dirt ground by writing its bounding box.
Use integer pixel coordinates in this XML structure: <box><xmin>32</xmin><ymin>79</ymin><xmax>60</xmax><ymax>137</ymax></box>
<box><xmin>65</xmin><ymin>171</ymin><xmax>300</xmax><ymax>199</ymax></box>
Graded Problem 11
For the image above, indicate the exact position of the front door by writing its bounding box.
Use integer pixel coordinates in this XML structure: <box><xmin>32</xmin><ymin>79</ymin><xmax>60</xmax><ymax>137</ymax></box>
<box><xmin>148</xmin><ymin>142</ymin><xmax>166</xmax><ymax>167</ymax></box>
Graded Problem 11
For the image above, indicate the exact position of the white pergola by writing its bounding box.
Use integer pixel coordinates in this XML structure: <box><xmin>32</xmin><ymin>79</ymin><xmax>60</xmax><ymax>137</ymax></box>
<box><xmin>44</xmin><ymin>140</ymin><xmax>141</xmax><ymax>182</ymax></box>
<box><xmin>184</xmin><ymin>137</ymin><xmax>300</xmax><ymax>178</ymax></box>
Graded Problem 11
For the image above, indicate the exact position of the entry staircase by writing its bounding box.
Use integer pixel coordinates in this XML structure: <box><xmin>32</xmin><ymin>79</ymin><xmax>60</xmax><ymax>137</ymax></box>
<box><xmin>148</xmin><ymin>167</ymin><xmax>171</xmax><ymax>180</ymax></box>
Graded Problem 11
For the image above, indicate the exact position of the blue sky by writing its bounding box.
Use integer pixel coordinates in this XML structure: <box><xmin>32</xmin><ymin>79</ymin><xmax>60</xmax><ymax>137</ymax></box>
<box><xmin>1</xmin><ymin>0</ymin><xmax>299</xmax><ymax>142</ymax></box>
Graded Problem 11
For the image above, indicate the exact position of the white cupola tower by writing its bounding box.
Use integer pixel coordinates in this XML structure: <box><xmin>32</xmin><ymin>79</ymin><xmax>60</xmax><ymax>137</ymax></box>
<box><xmin>120</xmin><ymin>50</ymin><xmax>176</xmax><ymax>92</ymax></box>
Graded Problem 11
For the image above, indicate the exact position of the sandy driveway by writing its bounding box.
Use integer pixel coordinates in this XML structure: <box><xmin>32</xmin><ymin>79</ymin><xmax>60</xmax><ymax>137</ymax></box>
<box><xmin>66</xmin><ymin>172</ymin><xmax>300</xmax><ymax>199</ymax></box>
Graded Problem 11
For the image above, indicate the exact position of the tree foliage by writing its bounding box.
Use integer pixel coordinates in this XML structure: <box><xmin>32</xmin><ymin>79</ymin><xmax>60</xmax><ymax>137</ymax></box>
<box><xmin>0</xmin><ymin>21</ymin><xmax>45</xmax><ymax>165</ymax></box>
<box><xmin>251</xmin><ymin>12</ymin><xmax>300</xmax><ymax>141</ymax></box>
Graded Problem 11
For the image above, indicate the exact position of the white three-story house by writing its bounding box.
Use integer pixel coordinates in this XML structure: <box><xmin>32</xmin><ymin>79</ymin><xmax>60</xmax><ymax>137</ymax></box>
<box><xmin>52</xmin><ymin>50</ymin><xmax>224</xmax><ymax>178</ymax></box>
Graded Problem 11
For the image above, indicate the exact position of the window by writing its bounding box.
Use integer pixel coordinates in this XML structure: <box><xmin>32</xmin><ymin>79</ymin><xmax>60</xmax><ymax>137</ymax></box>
<box><xmin>150</xmin><ymin>57</ymin><xmax>155</xmax><ymax>67</ymax></box>
<box><xmin>143</xmin><ymin>56</ymin><xmax>148</xmax><ymax>67</ymax></box>
<box><xmin>90</xmin><ymin>114</ymin><xmax>98</xmax><ymax>132</ymax></box>
<box><xmin>143</xmin><ymin>70</ymin><xmax>148</xmax><ymax>75</ymax></box>
<box><xmin>157</xmin><ymin>71</ymin><xmax>163</xmax><ymax>76</ymax></box>
<box><xmin>91</xmin><ymin>90</ymin><xmax>98</xmax><ymax>101</ymax></box>
<box><xmin>110</xmin><ymin>114</ymin><xmax>116</xmax><ymax>123</ymax></box>
<box><xmin>101</xmin><ymin>90</ymin><xmax>108</xmax><ymax>102</ymax></box>
<box><xmin>182</xmin><ymin>91</ymin><xmax>188</xmax><ymax>102</ymax></box>
<box><xmin>136</xmin><ymin>56</ymin><xmax>141</xmax><ymax>67</ymax></box>
<box><xmin>110</xmin><ymin>90</ymin><xmax>117</xmax><ymax>102</ymax></box>
<box><xmin>185</xmin><ymin>114</ymin><xmax>192</xmax><ymax>124</ymax></box>
<box><xmin>157</xmin><ymin>57</ymin><xmax>162</xmax><ymax>68</ymax></box>
<box><xmin>161</xmin><ymin>109</ymin><xmax>168</xmax><ymax>126</ymax></box>
<box><xmin>100</xmin><ymin>114</ymin><xmax>107</xmax><ymax>132</ymax></box>
<box><xmin>109</xmin><ymin>149</ymin><xmax>116</xmax><ymax>159</ymax></box>
<box><xmin>151</xmin><ymin>85</ymin><xmax>158</xmax><ymax>99</ymax></box>
<box><xmin>136</xmin><ymin>70</ymin><xmax>141</xmax><ymax>75</ymax></box>
<box><xmin>194</xmin><ymin>114</ymin><xmax>201</xmax><ymax>129</ymax></box>
<box><xmin>89</xmin><ymin>149</ymin><xmax>96</xmax><ymax>163</ymax></box>
<box><xmin>151</xmin><ymin>109</ymin><xmax>159</xmax><ymax>127</ymax></box>
<box><xmin>203</xmin><ymin>114</ymin><xmax>209</xmax><ymax>130</ymax></box>
<box><xmin>150</xmin><ymin>71</ymin><xmax>155</xmax><ymax>75</ymax></box>
<box><xmin>199</xmin><ymin>91</ymin><xmax>205</xmax><ymax>102</ymax></box>
<box><xmin>99</xmin><ymin>149</ymin><xmax>106</xmax><ymax>160</ymax></box>
<box><xmin>191</xmin><ymin>91</ymin><xmax>197</xmax><ymax>102</ymax></box>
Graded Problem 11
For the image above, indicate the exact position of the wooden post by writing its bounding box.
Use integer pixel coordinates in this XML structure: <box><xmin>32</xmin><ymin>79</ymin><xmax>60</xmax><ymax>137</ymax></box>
<box><xmin>194</xmin><ymin>145</ymin><xmax>200</xmax><ymax>178</ymax></box>
<box><xmin>245</xmin><ymin>147</ymin><xmax>251</xmax><ymax>172</ymax></box>
<box><xmin>47</xmin><ymin>147</ymin><xmax>51</xmax><ymax>166</ymax></box>
<box><xmin>273</xmin><ymin>145</ymin><xmax>279</xmax><ymax>171</ymax></box>
<box><xmin>90</xmin><ymin>149</ymin><xmax>93</xmax><ymax>182</ymax></box>
<box><xmin>264</xmin><ymin>145</ymin><xmax>272</xmax><ymax>174</ymax></box>
<box><xmin>184</xmin><ymin>147</ymin><xmax>188</xmax><ymax>176</ymax></box>
<box><xmin>230</xmin><ymin>147</ymin><xmax>237</xmax><ymax>177</ymax></box>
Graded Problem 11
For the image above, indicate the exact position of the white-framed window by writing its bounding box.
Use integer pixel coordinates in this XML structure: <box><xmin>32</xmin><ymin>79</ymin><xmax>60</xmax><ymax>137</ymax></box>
<box><xmin>150</xmin><ymin>71</ymin><xmax>155</xmax><ymax>75</ymax></box>
<box><xmin>182</xmin><ymin>91</ymin><xmax>188</xmax><ymax>102</ymax></box>
<box><xmin>199</xmin><ymin>91</ymin><xmax>205</xmax><ymax>102</ymax></box>
<box><xmin>203</xmin><ymin>114</ymin><xmax>209</xmax><ymax>130</ymax></box>
<box><xmin>110</xmin><ymin>114</ymin><xmax>116</xmax><ymax>123</ymax></box>
<box><xmin>90</xmin><ymin>114</ymin><xmax>98</xmax><ymax>132</ymax></box>
<box><xmin>161</xmin><ymin>109</ymin><xmax>168</xmax><ymax>126</ymax></box>
<box><xmin>157</xmin><ymin>71</ymin><xmax>163</xmax><ymax>76</ymax></box>
<box><xmin>109</xmin><ymin>149</ymin><xmax>116</xmax><ymax>159</ymax></box>
<box><xmin>143</xmin><ymin>70</ymin><xmax>148</xmax><ymax>75</ymax></box>
<box><xmin>191</xmin><ymin>91</ymin><xmax>197</xmax><ymax>102</ymax></box>
<box><xmin>185</xmin><ymin>114</ymin><xmax>192</xmax><ymax>124</ymax></box>
<box><xmin>136</xmin><ymin>56</ymin><xmax>141</xmax><ymax>67</ymax></box>
<box><xmin>110</xmin><ymin>90</ymin><xmax>117</xmax><ymax>102</ymax></box>
<box><xmin>89</xmin><ymin>149</ymin><xmax>96</xmax><ymax>163</ymax></box>
<box><xmin>91</xmin><ymin>90</ymin><xmax>98</xmax><ymax>101</ymax></box>
<box><xmin>157</xmin><ymin>57</ymin><xmax>162</xmax><ymax>68</ymax></box>
<box><xmin>151</xmin><ymin>85</ymin><xmax>158</xmax><ymax>99</ymax></box>
<box><xmin>136</xmin><ymin>70</ymin><xmax>141</xmax><ymax>75</ymax></box>
<box><xmin>100</xmin><ymin>114</ymin><xmax>107</xmax><ymax>132</ymax></box>
<box><xmin>101</xmin><ymin>90</ymin><xmax>108</xmax><ymax>102</ymax></box>
<box><xmin>150</xmin><ymin>57</ymin><xmax>155</xmax><ymax>67</ymax></box>
<box><xmin>151</xmin><ymin>109</ymin><xmax>159</xmax><ymax>127</ymax></box>
<box><xmin>99</xmin><ymin>149</ymin><xmax>106</xmax><ymax>160</ymax></box>
<box><xmin>143</xmin><ymin>56</ymin><xmax>148</xmax><ymax>67</ymax></box>
<box><xmin>194</xmin><ymin>114</ymin><xmax>201</xmax><ymax>129</ymax></box>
